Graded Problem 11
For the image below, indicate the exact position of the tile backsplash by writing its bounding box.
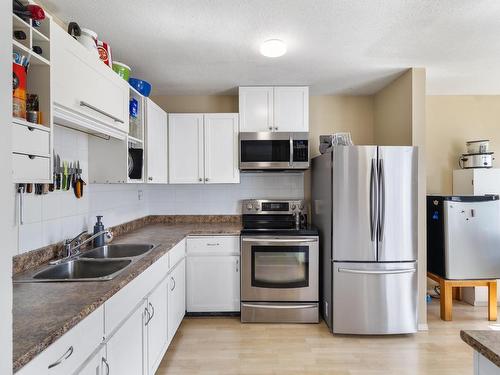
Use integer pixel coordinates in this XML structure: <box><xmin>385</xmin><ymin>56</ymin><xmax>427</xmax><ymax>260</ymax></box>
<box><xmin>14</xmin><ymin>127</ymin><xmax>304</xmax><ymax>255</ymax></box>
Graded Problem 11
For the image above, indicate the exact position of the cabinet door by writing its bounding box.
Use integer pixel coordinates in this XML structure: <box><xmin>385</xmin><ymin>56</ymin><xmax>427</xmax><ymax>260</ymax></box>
<box><xmin>146</xmin><ymin>278</ymin><xmax>168</xmax><ymax>375</ymax></box>
<box><xmin>273</xmin><ymin>87</ymin><xmax>309</xmax><ymax>132</ymax></box>
<box><xmin>106</xmin><ymin>301</ymin><xmax>146</xmax><ymax>375</ymax></box>
<box><xmin>52</xmin><ymin>25</ymin><xmax>129</xmax><ymax>133</ymax></box>
<box><xmin>168</xmin><ymin>258</ymin><xmax>186</xmax><ymax>342</ymax></box>
<box><xmin>187</xmin><ymin>255</ymin><xmax>240</xmax><ymax>312</ymax></box>
<box><xmin>76</xmin><ymin>347</ymin><xmax>105</xmax><ymax>375</ymax></box>
<box><xmin>204</xmin><ymin>114</ymin><xmax>240</xmax><ymax>184</ymax></box>
<box><xmin>239</xmin><ymin>87</ymin><xmax>274</xmax><ymax>132</ymax></box>
<box><xmin>146</xmin><ymin>99</ymin><xmax>168</xmax><ymax>183</ymax></box>
<box><xmin>168</xmin><ymin>114</ymin><xmax>204</xmax><ymax>183</ymax></box>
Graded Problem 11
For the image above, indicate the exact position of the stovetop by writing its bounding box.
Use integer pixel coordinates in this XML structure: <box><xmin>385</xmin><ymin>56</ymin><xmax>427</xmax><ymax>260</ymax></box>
<box><xmin>240</xmin><ymin>226</ymin><xmax>319</xmax><ymax>236</ymax></box>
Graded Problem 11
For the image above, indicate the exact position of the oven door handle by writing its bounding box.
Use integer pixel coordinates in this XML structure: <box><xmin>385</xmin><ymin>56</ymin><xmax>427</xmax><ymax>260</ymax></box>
<box><xmin>241</xmin><ymin>238</ymin><xmax>317</xmax><ymax>243</ymax></box>
<box><xmin>241</xmin><ymin>303</ymin><xmax>318</xmax><ymax>309</ymax></box>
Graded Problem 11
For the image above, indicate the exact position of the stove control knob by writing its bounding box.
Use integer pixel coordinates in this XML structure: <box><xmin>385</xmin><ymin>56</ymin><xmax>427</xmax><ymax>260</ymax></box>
<box><xmin>254</xmin><ymin>205</ymin><xmax>260</xmax><ymax>211</ymax></box>
<box><xmin>299</xmin><ymin>204</ymin><xmax>304</xmax><ymax>210</ymax></box>
<box><xmin>246</xmin><ymin>203</ymin><xmax>253</xmax><ymax>210</ymax></box>
<box><xmin>291</xmin><ymin>204</ymin><xmax>296</xmax><ymax>210</ymax></box>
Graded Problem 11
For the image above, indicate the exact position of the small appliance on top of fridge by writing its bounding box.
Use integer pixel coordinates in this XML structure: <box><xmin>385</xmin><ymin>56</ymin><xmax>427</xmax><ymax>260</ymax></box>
<box><xmin>312</xmin><ymin>145</ymin><xmax>418</xmax><ymax>335</ymax></box>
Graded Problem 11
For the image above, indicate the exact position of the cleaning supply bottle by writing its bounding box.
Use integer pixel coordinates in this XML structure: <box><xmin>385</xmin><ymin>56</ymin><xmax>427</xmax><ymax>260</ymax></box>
<box><xmin>93</xmin><ymin>216</ymin><xmax>105</xmax><ymax>247</ymax></box>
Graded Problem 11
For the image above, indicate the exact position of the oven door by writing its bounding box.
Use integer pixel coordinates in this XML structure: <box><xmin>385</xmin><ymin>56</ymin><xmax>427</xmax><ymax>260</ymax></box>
<box><xmin>241</xmin><ymin>236</ymin><xmax>319</xmax><ymax>301</ymax></box>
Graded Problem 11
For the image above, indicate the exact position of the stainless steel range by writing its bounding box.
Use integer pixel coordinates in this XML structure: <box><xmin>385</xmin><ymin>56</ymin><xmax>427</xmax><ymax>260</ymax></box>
<box><xmin>240</xmin><ymin>199</ymin><xmax>319</xmax><ymax>323</ymax></box>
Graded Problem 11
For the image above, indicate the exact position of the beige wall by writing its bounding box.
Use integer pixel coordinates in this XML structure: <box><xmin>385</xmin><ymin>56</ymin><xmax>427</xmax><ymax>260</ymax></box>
<box><xmin>373</xmin><ymin>70</ymin><xmax>413</xmax><ymax>146</ymax></box>
<box><xmin>426</xmin><ymin>96</ymin><xmax>500</xmax><ymax>194</ymax></box>
<box><xmin>151</xmin><ymin>95</ymin><xmax>238</xmax><ymax>113</ymax></box>
<box><xmin>309</xmin><ymin>96</ymin><xmax>374</xmax><ymax>157</ymax></box>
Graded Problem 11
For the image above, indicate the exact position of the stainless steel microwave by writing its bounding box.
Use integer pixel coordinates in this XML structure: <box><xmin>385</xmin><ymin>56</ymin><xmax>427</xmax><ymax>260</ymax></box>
<box><xmin>239</xmin><ymin>132</ymin><xmax>310</xmax><ymax>170</ymax></box>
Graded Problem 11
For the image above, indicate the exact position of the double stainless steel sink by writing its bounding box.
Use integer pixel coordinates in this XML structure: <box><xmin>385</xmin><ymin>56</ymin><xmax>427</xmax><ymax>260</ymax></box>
<box><xmin>16</xmin><ymin>244</ymin><xmax>156</xmax><ymax>283</ymax></box>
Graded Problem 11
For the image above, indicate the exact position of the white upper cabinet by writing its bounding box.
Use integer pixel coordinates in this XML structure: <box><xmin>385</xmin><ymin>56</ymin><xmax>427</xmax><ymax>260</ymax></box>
<box><xmin>169</xmin><ymin>113</ymin><xmax>239</xmax><ymax>184</ymax></box>
<box><xmin>145</xmin><ymin>99</ymin><xmax>168</xmax><ymax>184</ymax></box>
<box><xmin>168</xmin><ymin>114</ymin><xmax>204</xmax><ymax>184</ymax></box>
<box><xmin>274</xmin><ymin>87</ymin><xmax>309</xmax><ymax>132</ymax></box>
<box><xmin>204</xmin><ymin>114</ymin><xmax>240</xmax><ymax>184</ymax></box>
<box><xmin>239</xmin><ymin>86</ymin><xmax>309</xmax><ymax>132</ymax></box>
<box><xmin>239</xmin><ymin>87</ymin><xmax>274</xmax><ymax>132</ymax></box>
<box><xmin>51</xmin><ymin>24</ymin><xmax>129</xmax><ymax>138</ymax></box>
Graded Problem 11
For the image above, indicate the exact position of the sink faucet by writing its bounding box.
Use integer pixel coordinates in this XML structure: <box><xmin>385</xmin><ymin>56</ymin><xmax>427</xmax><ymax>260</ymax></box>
<box><xmin>50</xmin><ymin>229</ymin><xmax>113</xmax><ymax>265</ymax></box>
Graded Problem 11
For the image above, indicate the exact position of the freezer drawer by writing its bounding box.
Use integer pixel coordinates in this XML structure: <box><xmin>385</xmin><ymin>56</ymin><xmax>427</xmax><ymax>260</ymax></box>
<box><xmin>333</xmin><ymin>261</ymin><xmax>417</xmax><ymax>334</ymax></box>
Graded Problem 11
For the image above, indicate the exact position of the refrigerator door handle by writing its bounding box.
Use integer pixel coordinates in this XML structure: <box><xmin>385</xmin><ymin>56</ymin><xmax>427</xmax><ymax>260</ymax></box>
<box><xmin>370</xmin><ymin>158</ymin><xmax>378</xmax><ymax>242</ymax></box>
<box><xmin>378</xmin><ymin>158</ymin><xmax>386</xmax><ymax>241</ymax></box>
<box><xmin>338</xmin><ymin>267</ymin><xmax>416</xmax><ymax>275</ymax></box>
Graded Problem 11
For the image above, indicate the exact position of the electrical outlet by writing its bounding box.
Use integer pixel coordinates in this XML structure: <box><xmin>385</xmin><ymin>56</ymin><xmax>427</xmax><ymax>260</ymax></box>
<box><xmin>138</xmin><ymin>189</ymin><xmax>143</xmax><ymax>201</ymax></box>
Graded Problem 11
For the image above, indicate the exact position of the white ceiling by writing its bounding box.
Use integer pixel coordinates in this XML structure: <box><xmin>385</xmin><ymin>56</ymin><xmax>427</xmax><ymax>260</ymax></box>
<box><xmin>42</xmin><ymin>0</ymin><xmax>500</xmax><ymax>96</ymax></box>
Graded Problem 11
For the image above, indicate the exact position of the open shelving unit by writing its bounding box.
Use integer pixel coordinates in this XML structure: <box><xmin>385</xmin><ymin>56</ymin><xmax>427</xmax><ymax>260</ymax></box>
<box><xmin>12</xmin><ymin>3</ymin><xmax>53</xmax><ymax>183</ymax></box>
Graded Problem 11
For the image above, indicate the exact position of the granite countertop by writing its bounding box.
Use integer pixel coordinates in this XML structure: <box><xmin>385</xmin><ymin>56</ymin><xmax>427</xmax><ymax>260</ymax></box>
<box><xmin>13</xmin><ymin>222</ymin><xmax>241</xmax><ymax>372</ymax></box>
<box><xmin>461</xmin><ymin>330</ymin><xmax>500</xmax><ymax>368</ymax></box>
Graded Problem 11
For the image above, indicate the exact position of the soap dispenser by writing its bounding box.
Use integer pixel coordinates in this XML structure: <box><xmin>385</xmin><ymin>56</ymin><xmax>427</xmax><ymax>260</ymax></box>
<box><xmin>93</xmin><ymin>216</ymin><xmax>105</xmax><ymax>247</ymax></box>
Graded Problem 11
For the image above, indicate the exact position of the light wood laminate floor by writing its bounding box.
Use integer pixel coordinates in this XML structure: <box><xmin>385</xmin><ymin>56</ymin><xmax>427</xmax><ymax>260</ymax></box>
<box><xmin>158</xmin><ymin>300</ymin><xmax>499</xmax><ymax>374</ymax></box>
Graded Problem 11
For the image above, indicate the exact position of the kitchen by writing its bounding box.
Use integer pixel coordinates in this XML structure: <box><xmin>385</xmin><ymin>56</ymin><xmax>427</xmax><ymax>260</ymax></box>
<box><xmin>3</xmin><ymin>1</ymin><xmax>500</xmax><ymax>375</ymax></box>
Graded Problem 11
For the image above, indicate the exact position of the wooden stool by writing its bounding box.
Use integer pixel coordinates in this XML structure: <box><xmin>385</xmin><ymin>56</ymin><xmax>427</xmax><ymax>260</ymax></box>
<box><xmin>428</xmin><ymin>272</ymin><xmax>497</xmax><ymax>321</ymax></box>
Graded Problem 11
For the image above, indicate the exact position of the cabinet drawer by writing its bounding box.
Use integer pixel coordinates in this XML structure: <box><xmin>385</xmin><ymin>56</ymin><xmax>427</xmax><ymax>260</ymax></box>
<box><xmin>168</xmin><ymin>239</ymin><xmax>186</xmax><ymax>270</ymax></box>
<box><xmin>17</xmin><ymin>306</ymin><xmax>104</xmax><ymax>375</ymax></box>
<box><xmin>187</xmin><ymin>236</ymin><xmax>240</xmax><ymax>256</ymax></box>
<box><xmin>12</xmin><ymin>124</ymin><xmax>50</xmax><ymax>157</ymax></box>
<box><xmin>12</xmin><ymin>154</ymin><xmax>50</xmax><ymax>182</ymax></box>
<box><xmin>105</xmin><ymin>253</ymin><xmax>168</xmax><ymax>336</ymax></box>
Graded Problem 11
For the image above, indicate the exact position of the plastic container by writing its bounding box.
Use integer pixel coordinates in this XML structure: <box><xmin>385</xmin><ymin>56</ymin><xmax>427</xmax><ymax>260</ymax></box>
<box><xmin>112</xmin><ymin>61</ymin><xmax>131</xmax><ymax>81</ymax></box>
<box><xmin>12</xmin><ymin>63</ymin><xmax>26</xmax><ymax>119</ymax></box>
<box><xmin>129</xmin><ymin>78</ymin><xmax>152</xmax><ymax>97</ymax></box>
<box><xmin>77</xmin><ymin>28</ymin><xmax>99</xmax><ymax>57</ymax></box>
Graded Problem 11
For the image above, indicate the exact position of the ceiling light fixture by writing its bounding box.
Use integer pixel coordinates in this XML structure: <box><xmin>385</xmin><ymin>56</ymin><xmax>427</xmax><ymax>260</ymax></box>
<box><xmin>260</xmin><ymin>39</ymin><xmax>287</xmax><ymax>58</ymax></box>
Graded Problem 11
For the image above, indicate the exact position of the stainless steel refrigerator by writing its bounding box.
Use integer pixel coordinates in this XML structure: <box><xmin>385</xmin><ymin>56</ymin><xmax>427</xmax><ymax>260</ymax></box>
<box><xmin>312</xmin><ymin>146</ymin><xmax>418</xmax><ymax>335</ymax></box>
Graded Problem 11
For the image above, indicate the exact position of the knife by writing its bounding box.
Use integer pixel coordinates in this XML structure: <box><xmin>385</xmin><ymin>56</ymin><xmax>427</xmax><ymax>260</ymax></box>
<box><xmin>62</xmin><ymin>161</ymin><xmax>68</xmax><ymax>190</ymax></box>
<box><xmin>49</xmin><ymin>151</ymin><xmax>56</xmax><ymax>192</ymax></box>
<box><xmin>55</xmin><ymin>154</ymin><xmax>61</xmax><ymax>190</ymax></box>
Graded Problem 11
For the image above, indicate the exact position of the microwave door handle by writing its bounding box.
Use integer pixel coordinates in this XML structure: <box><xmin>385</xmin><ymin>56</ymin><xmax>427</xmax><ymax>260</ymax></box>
<box><xmin>289</xmin><ymin>136</ymin><xmax>293</xmax><ymax>167</ymax></box>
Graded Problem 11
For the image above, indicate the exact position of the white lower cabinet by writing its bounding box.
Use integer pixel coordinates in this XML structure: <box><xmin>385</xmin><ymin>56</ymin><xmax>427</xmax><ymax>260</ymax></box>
<box><xmin>17</xmin><ymin>306</ymin><xmax>104</xmax><ymax>375</ymax></box>
<box><xmin>105</xmin><ymin>301</ymin><xmax>147</xmax><ymax>375</ymax></box>
<box><xmin>186</xmin><ymin>236</ymin><xmax>240</xmax><ymax>313</ymax></box>
<box><xmin>168</xmin><ymin>258</ymin><xmax>186</xmax><ymax>342</ymax></box>
<box><xmin>76</xmin><ymin>346</ymin><xmax>106</xmax><ymax>375</ymax></box>
<box><xmin>17</xmin><ymin>235</ymin><xmax>243</xmax><ymax>375</ymax></box>
<box><xmin>146</xmin><ymin>278</ymin><xmax>169</xmax><ymax>375</ymax></box>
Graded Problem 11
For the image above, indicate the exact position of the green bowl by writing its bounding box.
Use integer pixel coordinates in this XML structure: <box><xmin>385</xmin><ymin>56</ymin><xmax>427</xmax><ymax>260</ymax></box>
<box><xmin>112</xmin><ymin>61</ymin><xmax>131</xmax><ymax>81</ymax></box>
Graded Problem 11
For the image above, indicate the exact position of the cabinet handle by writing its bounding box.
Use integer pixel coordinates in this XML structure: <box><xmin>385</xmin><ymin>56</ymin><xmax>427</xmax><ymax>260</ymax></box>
<box><xmin>80</xmin><ymin>101</ymin><xmax>124</xmax><ymax>123</ymax></box>
<box><xmin>198</xmin><ymin>178</ymin><xmax>202</xmax><ymax>182</ymax></box>
<box><xmin>148</xmin><ymin>177</ymin><xmax>153</xmax><ymax>181</ymax></box>
<box><xmin>17</xmin><ymin>185</ymin><xmax>24</xmax><ymax>225</ymax></box>
<box><xmin>206</xmin><ymin>243</ymin><xmax>220</xmax><ymax>246</ymax></box>
<box><xmin>48</xmin><ymin>346</ymin><xmax>73</xmax><ymax>369</ymax></box>
<box><xmin>144</xmin><ymin>307</ymin><xmax>151</xmax><ymax>326</ymax></box>
<box><xmin>236</xmin><ymin>259</ymin><xmax>239</xmax><ymax>273</ymax></box>
<box><xmin>28</xmin><ymin>155</ymin><xmax>36</xmax><ymax>160</ymax></box>
<box><xmin>205</xmin><ymin>178</ymin><xmax>209</xmax><ymax>182</ymax></box>
<box><xmin>274</xmin><ymin>126</ymin><xmax>278</xmax><ymax>130</ymax></box>
<box><xmin>170</xmin><ymin>276</ymin><xmax>176</xmax><ymax>291</ymax></box>
<box><xmin>102</xmin><ymin>357</ymin><xmax>110</xmax><ymax>375</ymax></box>
<box><xmin>148</xmin><ymin>302</ymin><xmax>155</xmax><ymax>322</ymax></box>
<box><xmin>268</xmin><ymin>126</ymin><xmax>272</xmax><ymax>130</ymax></box>
<box><xmin>27</xmin><ymin>126</ymin><xmax>35</xmax><ymax>131</ymax></box>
